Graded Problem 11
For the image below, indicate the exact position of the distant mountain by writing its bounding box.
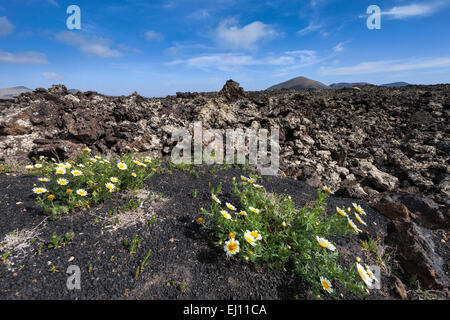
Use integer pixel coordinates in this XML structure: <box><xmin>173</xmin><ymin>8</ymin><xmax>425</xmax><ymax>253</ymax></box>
<box><xmin>0</xmin><ymin>86</ymin><xmax>32</xmax><ymax>99</ymax></box>
<box><xmin>268</xmin><ymin>76</ymin><xmax>330</xmax><ymax>90</ymax></box>
<box><xmin>380</xmin><ymin>82</ymin><xmax>410</xmax><ymax>87</ymax></box>
<box><xmin>329</xmin><ymin>82</ymin><xmax>373</xmax><ymax>89</ymax></box>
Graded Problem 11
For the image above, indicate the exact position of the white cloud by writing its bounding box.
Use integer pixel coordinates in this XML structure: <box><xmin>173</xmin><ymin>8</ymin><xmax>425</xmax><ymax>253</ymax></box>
<box><xmin>47</xmin><ymin>0</ymin><xmax>59</xmax><ymax>7</ymax></box>
<box><xmin>144</xmin><ymin>30</ymin><xmax>164</xmax><ymax>41</ymax></box>
<box><xmin>42</xmin><ymin>72</ymin><xmax>64</xmax><ymax>81</ymax></box>
<box><xmin>333</xmin><ymin>41</ymin><xmax>349</xmax><ymax>53</ymax></box>
<box><xmin>0</xmin><ymin>16</ymin><xmax>14</xmax><ymax>36</ymax></box>
<box><xmin>168</xmin><ymin>50</ymin><xmax>319</xmax><ymax>72</ymax></box>
<box><xmin>187</xmin><ymin>9</ymin><xmax>210</xmax><ymax>20</ymax></box>
<box><xmin>0</xmin><ymin>50</ymin><xmax>48</xmax><ymax>64</ymax></box>
<box><xmin>297</xmin><ymin>22</ymin><xmax>321</xmax><ymax>36</ymax></box>
<box><xmin>216</xmin><ymin>19</ymin><xmax>280</xmax><ymax>50</ymax></box>
<box><xmin>319</xmin><ymin>57</ymin><xmax>450</xmax><ymax>75</ymax></box>
<box><xmin>382</xmin><ymin>3</ymin><xmax>441</xmax><ymax>19</ymax></box>
<box><xmin>56</xmin><ymin>32</ymin><xmax>122</xmax><ymax>58</ymax></box>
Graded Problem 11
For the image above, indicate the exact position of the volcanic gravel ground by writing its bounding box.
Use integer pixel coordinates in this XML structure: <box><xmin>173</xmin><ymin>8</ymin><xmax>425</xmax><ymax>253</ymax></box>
<box><xmin>0</xmin><ymin>167</ymin><xmax>415</xmax><ymax>300</ymax></box>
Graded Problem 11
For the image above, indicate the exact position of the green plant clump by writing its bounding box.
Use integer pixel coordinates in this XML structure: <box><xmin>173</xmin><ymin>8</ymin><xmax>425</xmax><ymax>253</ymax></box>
<box><xmin>27</xmin><ymin>148</ymin><xmax>158</xmax><ymax>220</ymax></box>
<box><xmin>201</xmin><ymin>175</ymin><xmax>372</xmax><ymax>299</ymax></box>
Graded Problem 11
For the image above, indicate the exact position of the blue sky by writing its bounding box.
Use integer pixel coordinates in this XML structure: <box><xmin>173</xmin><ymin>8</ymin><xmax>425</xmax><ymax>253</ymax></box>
<box><xmin>1</xmin><ymin>0</ymin><xmax>449</xmax><ymax>97</ymax></box>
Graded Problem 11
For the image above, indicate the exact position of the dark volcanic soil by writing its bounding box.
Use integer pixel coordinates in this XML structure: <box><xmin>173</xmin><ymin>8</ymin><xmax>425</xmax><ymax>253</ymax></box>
<box><xmin>0</xmin><ymin>165</ymin><xmax>419</xmax><ymax>300</ymax></box>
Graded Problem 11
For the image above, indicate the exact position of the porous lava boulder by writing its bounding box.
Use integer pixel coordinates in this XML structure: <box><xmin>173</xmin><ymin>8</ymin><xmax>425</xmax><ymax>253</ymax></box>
<box><xmin>218</xmin><ymin>79</ymin><xmax>246</xmax><ymax>102</ymax></box>
<box><xmin>385</xmin><ymin>220</ymin><xmax>449</xmax><ymax>290</ymax></box>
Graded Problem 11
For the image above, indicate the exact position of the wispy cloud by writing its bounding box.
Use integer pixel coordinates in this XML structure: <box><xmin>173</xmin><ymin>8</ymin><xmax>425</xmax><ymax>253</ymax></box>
<box><xmin>0</xmin><ymin>16</ymin><xmax>14</xmax><ymax>36</ymax></box>
<box><xmin>144</xmin><ymin>30</ymin><xmax>164</xmax><ymax>41</ymax></box>
<box><xmin>42</xmin><ymin>72</ymin><xmax>64</xmax><ymax>81</ymax></box>
<box><xmin>47</xmin><ymin>0</ymin><xmax>59</xmax><ymax>7</ymax></box>
<box><xmin>0</xmin><ymin>50</ymin><xmax>48</xmax><ymax>64</ymax></box>
<box><xmin>319</xmin><ymin>57</ymin><xmax>450</xmax><ymax>75</ymax></box>
<box><xmin>56</xmin><ymin>32</ymin><xmax>122</xmax><ymax>58</ymax></box>
<box><xmin>297</xmin><ymin>22</ymin><xmax>321</xmax><ymax>36</ymax></box>
<box><xmin>382</xmin><ymin>2</ymin><xmax>442</xmax><ymax>19</ymax></box>
<box><xmin>216</xmin><ymin>19</ymin><xmax>280</xmax><ymax>50</ymax></box>
<box><xmin>333</xmin><ymin>41</ymin><xmax>349</xmax><ymax>53</ymax></box>
<box><xmin>168</xmin><ymin>50</ymin><xmax>319</xmax><ymax>72</ymax></box>
<box><xmin>187</xmin><ymin>9</ymin><xmax>210</xmax><ymax>20</ymax></box>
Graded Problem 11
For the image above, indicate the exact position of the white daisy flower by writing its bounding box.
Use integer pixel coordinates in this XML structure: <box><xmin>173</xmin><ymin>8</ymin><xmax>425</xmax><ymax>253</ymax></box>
<box><xmin>322</xmin><ymin>186</ymin><xmax>334</xmax><ymax>194</ymax></box>
<box><xmin>352</xmin><ymin>203</ymin><xmax>366</xmax><ymax>215</ymax></box>
<box><xmin>355</xmin><ymin>213</ymin><xmax>367</xmax><ymax>226</ymax></box>
<box><xmin>57</xmin><ymin>178</ymin><xmax>69</xmax><ymax>186</ymax></box>
<box><xmin>356</xmin><ymin>263</ymin><xmax>373</xmax><ymax>287</ymax></box>
<box><xmin>226</xmin><ymin>202</ymin><xmax>236</xmax><ymax>211</ymax></box>
<box><xmin>348</xmin><ymin>218</ymin><xmax>362</xmax><ymax>233</ymax></box>
<box><xmin>220</xmin><ymin>210</ymin><xmax>231</xmax><ymax>220</ymax></box>
<box><xmin>240</xmin><ymin>175</ymin><xmax>249</xmax><ymax>181</ymax></box>
<box><xmin>320</xmin><ymin>277</ymin><xmax>333</xmax><ymax>294</ymax></box>
<box><xmin>71</xmin><ymin>170</ymin><xmax>83</xmax><ymax>177</ymax></box>
<box><xmin>105</xmin><ymin>182</ymin><xmax>116</xmax><ymax>191</ymax></box>
<box><xmin>38</xmin><ymin>177</ymin><xmax>49</xmax><ymax>182</ymax></box>
<box><xmin>34</xmin><ymin>163</ymin><xmax>43</xmax><ymax>168</ymax></box>
<box><xmin>249</xmin><ymin>230</ymin><xmax>262</xmax><ymax>241</ymax></box>
<box><xmin>238</xmin><ymin>210</ymin><xmax>248</xmax><ymax>216</ymax></box>
<box><xmin>316</xmin><ymin>236</ymin><xmax>336</xmax><ymax>251</ymax></box>
<box><xmin>55</xmin><ymin>167</ymin><xmax>66</xmax><ymax>175</ymax></box>
<box><xmin>110</xmin><ymin>177</ymin><xmax>119</xmax><ymax>183</ymax></box>
<box><xmin>248</xmin><ymin>207</ymin><xmax>260</xmax><ymax>214</ymax></box>
<box><xmin>76</xmin><ymin>189</ymin><xmax>88</xmax><ymax>197</ymax></box>
<box><xmin>336</xmin><ymin>207</ymin><xmax>347</xmax><ymax>217</ymax></box>
<box><xmin>244</xmin><ymin>231</ymin><xmax>256</xmax><ymax>246</ymax></box>
<box><xmin>253</xmin><ymin>184</ymin><xmax>264</xmax><ymax>189</ymax></box>
<box><xmin>32</xmin><ymin>187</ymin><xmax>48</xmax><ymax>194</ymax></box>
<box><xmin>224</xmin><ymin>239</ymin><xmax>240</xmax><ymax>257</ymax></box>
<box><xmin>117</xmin><ymin>162</ymin><xmax>128</xmax><ymax>170</ymax></box>
<box><xmin>211</xmin><ymin>193</ymin><xmax>221</xmax><ymax>204</ymax></box>
<box><xmin>25</xmin><ymin>165</ymin><xmax>34</xmax><ymax>170</ymax></box>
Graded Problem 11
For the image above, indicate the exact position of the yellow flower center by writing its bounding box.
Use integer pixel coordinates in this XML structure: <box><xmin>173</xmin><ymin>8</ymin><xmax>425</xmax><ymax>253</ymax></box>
<box><xmin>245</xmin><ymin>236</ymin><xmax>254</xmax><ymax>244</ymax></box>
<box><xmin>227</xmin><ymin>242</ymin><xmax>237</xmax><ymax>253</ymax></box>
<box><xmin>322</xmin><ymin>280</ymin><xmax>331</xmax><ymax>291</ymax></box>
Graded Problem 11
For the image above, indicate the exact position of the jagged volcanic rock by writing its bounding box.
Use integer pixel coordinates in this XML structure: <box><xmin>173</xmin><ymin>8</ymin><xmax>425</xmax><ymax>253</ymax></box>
<box><xmin>0</xmin><ymin>83</ymin><xmax>449</xmax><ymax>215</ymax></box>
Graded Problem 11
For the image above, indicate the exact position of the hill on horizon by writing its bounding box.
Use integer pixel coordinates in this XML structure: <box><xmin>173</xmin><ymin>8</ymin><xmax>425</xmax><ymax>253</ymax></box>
<box><xmin>0</xmin><ymin>86</ymin><xmax>32</xmax><ymax>99</ymax></box>
<box><xmin>380</xmin><ymin>82</ymin><xmax>410</xmax><ymax>87</ymax></box>
<box><xmin>329</xmin><ymin>82</ymin><xmax>374</xmax><ymax>89</ymax></box>
<box><xmin>267</xmin><ymin>76</ymin><xmax>330</xmax><ymax>90</ymax></box>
